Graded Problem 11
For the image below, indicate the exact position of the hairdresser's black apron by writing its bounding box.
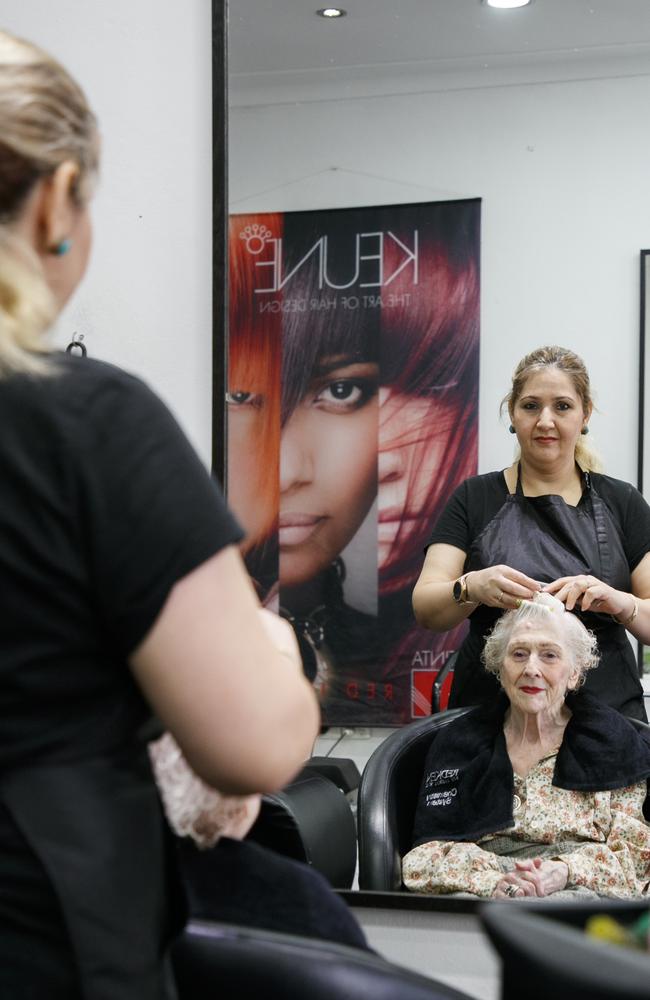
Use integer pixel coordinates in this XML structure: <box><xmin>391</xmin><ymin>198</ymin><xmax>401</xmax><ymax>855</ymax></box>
<box><xmin>448</xmin><ymin>466</ymin><xmax>647</xmax><ymax>721</ymax></box>
<box><xmin>0</xmin><ymin>745</ymin><xmax>182</xmax><ymax>1000</ymax></box>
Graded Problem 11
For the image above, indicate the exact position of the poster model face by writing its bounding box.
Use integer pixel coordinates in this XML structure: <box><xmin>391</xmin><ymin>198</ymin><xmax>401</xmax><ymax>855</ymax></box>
<box><xmin>227</xmin><ymin>200</ymin><xmax>480</xmax><ymax>725</ymax></box>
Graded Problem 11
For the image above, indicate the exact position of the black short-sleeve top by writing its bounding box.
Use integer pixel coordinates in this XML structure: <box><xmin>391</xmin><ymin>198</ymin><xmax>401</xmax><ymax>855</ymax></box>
<box><xmin>0</xmin><ymin>354</ymin><xmax>243</xmax><ymax>771</ymax></box>
<box><xmin>428</xmin><ymin>469</ymin><xmax>650</xmax><ymax>575</ymax></box>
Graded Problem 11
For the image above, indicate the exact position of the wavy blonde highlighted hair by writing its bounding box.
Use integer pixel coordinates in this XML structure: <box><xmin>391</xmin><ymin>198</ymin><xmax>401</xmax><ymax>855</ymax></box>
<box><xmin>0</xmin><ymin>30</ymin><xmax>98</xmax><ymax>375</ymax></box>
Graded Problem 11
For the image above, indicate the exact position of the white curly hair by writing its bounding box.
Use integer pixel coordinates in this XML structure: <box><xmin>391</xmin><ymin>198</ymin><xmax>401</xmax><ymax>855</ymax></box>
<box><xmin>482</xmin><ymin>592</ymin><xmax>599</xmax><ymax>688</ymax></box>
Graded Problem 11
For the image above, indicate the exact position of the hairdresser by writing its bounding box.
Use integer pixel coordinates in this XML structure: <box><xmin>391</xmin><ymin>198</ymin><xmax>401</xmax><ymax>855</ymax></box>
<box><xmin>0</xmin><ymin>30</ymin><xmax>318</xmax><ymax>999</ymax></box>
<box><xmin>413</xmin><ymin>345</ymin><xmax>650</xmax><ymax>720</ymax></box>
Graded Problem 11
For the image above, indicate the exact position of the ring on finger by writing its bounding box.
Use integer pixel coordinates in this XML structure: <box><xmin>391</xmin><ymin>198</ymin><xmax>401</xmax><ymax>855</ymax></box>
<box><xmin>497</xmin><ymin>590</ymin><xmax>504</xmax><ymax>603</ymax></box>
<box><xmin>504</xmin><ymin>884</ymin><xmax>518</xmax><ymax>897</ymax></box>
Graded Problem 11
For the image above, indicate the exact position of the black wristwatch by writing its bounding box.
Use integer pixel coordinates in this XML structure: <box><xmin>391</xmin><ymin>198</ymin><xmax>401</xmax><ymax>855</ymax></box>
<box><xmin>453</xmin><ymin>574</ymin><xmax>472</xmax><ymax>604</ymax></box>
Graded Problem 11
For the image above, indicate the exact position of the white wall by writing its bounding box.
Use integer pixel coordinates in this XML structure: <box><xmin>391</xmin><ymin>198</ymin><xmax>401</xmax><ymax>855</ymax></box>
<box><xmin>229</xmin><ymin>72</ymin><xmax>650</xmax><ymax>486</ymax></box>
<box><xmin>4</xmin><ymin>6</ymin><xmax>649</xmax><ymax>487</ymax></box>
<box><xmin>2</xmin><ymin>0</ymin><xmax>214</xmax><ymax>465</ymax></box>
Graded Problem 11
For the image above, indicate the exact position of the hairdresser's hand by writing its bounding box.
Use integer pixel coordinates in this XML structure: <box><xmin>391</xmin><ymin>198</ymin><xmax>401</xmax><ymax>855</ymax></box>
<box><xmin>545</xmin><ymin>575</ymin><xmax>632</xmax><ymax>617</ymax></box>
<box><xmin>258</xmin><ymin>608</ymin><xmax>303</xmax><ymax>674</ymax></box>
<box><xmin>466</xmin><ymin>566</ymin><xmax>541</xmax><ymax>609</ymax></box>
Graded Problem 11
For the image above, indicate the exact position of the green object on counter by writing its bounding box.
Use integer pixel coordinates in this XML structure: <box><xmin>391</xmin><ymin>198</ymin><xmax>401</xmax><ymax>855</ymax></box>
<box><xmin>630</xmin><ymin>910</ymin><xmax>650</xmax><ymax>949</ymax></box>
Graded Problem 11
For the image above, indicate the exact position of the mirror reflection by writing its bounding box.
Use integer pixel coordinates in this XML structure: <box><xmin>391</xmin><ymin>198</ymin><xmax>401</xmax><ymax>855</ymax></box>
<box><xmin>226</xmin><ymin>0</ymin><xmax>650</xmax><ymax>903</ymax></box>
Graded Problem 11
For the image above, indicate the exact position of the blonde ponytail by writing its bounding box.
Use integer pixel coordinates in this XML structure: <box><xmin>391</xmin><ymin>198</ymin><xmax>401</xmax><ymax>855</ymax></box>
<box><xmin>0</xmin><ymin>30</ymin><xmax>97</xmax><ymax>376</ymax></box>
<box><xmin>0</xmin><ymin>229</ymin><xmax>56</xmax><ymax>375</ymax></box>
<box><xmin>574</xmin><ymin>433</ymin><xmax>603</xmax><ymax>474</ymax></box>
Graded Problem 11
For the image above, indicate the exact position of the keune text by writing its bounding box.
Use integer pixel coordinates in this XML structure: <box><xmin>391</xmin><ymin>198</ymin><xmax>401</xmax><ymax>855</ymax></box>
<box><xmin>251</xmin><ymin>231</ymin><xmax>419</xmax><ymax>293</ymax></box>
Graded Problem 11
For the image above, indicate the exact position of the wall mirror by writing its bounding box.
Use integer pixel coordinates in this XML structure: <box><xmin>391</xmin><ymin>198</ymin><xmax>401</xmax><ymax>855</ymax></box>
<box><xmin>216</xmin><ymin>1</ymin><xmax>650</xmax><ymax>903</ymax></box>
<box><xmin>639</xmin><ymin>248</ymin><xmax>650</xmax><ymax>674</ymax></box>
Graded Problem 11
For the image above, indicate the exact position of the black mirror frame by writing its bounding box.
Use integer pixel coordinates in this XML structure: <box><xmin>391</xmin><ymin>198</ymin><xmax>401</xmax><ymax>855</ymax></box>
<box><xmin>212</xmin><ymin>0</ymin><xmax>228</xmax><ymax>487</ymax></box>
<box><xmin>637</xmin><ymin>249</ymin><xmax>650</xmax><ymax>675</ymax></box>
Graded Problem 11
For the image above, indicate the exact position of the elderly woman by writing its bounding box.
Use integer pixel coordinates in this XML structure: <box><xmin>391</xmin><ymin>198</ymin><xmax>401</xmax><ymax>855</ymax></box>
<box><xmin>403</xmin><ymin>594</ymin><xmax>650</xmax><ymax>899</ymax></box>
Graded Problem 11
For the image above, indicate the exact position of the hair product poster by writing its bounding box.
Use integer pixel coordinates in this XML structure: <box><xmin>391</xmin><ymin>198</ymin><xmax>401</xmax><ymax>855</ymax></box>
<box><xmin>227</xmin><ymin>199</ymin><xmax>480</xmax><ymax>725</ymax></box>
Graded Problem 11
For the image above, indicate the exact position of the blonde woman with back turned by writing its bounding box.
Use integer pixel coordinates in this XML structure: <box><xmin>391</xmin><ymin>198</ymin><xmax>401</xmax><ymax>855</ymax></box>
<box><xmin>0</xmin><ymin>29</ymin><xmax>318</xmax><ymax>999</ymax></box>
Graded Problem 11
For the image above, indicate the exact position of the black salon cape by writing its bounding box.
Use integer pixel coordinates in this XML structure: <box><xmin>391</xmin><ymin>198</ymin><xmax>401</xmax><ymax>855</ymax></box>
<box><xmin>412</xmin><ymin>692</ymin><xmax>650</xmax><ymax>848</ymax></box>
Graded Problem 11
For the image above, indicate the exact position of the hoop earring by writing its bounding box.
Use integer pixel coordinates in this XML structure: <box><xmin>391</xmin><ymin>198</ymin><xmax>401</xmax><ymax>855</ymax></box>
<box><xmin>65</xmin><ymin>333</ymin><xmax>87</xmax><ymax>357</ymax></box>
<box><xmin>50</xmin><ymin>238</ymin><xmax>72</xmax><ymax>256</ymax></box>
<box><xmin>509</xmin><ymin>424</ymin><xmax>516</xmax><ymax>434</ymax></box>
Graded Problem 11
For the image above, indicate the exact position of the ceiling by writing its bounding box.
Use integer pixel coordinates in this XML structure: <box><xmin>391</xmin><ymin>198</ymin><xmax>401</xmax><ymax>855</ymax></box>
<box><xmin>228</xmin><ymin>0</ymin><xmax>650</xmax><ymax>101</ymax></box>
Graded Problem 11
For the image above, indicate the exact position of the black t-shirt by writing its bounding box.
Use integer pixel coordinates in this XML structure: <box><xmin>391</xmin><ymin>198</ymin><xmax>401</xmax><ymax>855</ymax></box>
<box><xmin>428</xmin><ymin>469</ymin><xmax>650</xmax><ymax>574</ymax></box>
<box><xmin>0</xmin><ymin>354</ymin><xmax>242</xmax><ymax>769</ymax></box>
<box><xmin>0</xmin><ymin>355</ymin><xmax>243</xmax><ymax>987</ymax></box>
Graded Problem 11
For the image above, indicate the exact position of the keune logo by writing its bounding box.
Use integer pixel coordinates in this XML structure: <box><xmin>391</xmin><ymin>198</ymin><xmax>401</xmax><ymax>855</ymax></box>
<box><xmin>239</xmin><ymin>225</ymin><xmax>419</xmax><ymax>293</ymax></box>
<box><xmin>239</xmin><ymin>223</ymin><xmax>274</xmax><ymax>255</ymax></box>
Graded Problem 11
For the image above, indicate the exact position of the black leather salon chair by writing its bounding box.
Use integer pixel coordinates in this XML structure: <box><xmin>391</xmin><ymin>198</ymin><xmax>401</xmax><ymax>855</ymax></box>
<box><xmin>301</xmin><ymin>755</ymin><xmax>361</xmax><ymax>795</ymax></box>
<box><xmin>357</xmin><ymin>706</ymin><xmax>649</xmax><ymax>893</ymax></box>
<box><xmin>480</xmin><ymin>898</ymin><xmax>650</xmax><ymax>1000</ymax></box>
<box><xmin>356</xmin><ymin>708</ymin><xmax>471</xmax><ymax>891</ymax></box>
<box><xmin>247</xmin><ymin>763</ymin><xmax>358</xmax><ymax>888</ymax></box>
<box><xmin>171</xmin><ymin>919</ymin><xmax>475</xmax><ymax>1000</ymax></box>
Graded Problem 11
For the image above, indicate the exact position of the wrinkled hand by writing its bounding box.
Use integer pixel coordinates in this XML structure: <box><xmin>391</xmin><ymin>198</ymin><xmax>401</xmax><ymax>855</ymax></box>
<box><xmin>493</xmin><ymin>858</ymin><xmax>569</xmax><ymax>899</ymax></box>
<box><xmin>544</xmin><ymin>575</ymin><xmax>632</xmax><ymax>618</ymax></box>
<box><xmin>468</xmin><ymin>565</ymin><xmax>541</xmax><ymax>609</ymax></box>
<box><xmin>513</xmin><ymin>858</ymin><xmax>569</xmax><ymax>897</ymax></box>
<box><xmin>492</xmin><ymin>876</ymin><xmax>530</xmax><ymax>899</ymax></box>
<box><xmin>493</xmin><ymin>859</ymin><xmax>542</xmax><ymax>899</ymax></box>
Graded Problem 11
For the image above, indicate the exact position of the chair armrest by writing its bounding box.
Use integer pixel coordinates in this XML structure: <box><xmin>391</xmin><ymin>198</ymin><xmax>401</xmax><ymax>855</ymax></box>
<box><xmin>300</xmin><ymin>757</ymin><xmax>360</xmax><ymax>794</ymax></box>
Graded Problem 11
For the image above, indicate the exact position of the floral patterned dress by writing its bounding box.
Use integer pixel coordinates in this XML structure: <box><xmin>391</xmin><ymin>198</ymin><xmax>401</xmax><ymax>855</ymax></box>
<box><xmin>402</xmin><ymin>751</ymin><xmax>650</xmax><ymax>898</ymax></box>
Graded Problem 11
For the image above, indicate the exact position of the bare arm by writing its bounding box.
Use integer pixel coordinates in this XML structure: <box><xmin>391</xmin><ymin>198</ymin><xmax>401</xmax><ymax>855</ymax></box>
<box><xmin>545</xmin><ymin>551</ymin><xmax>650</xmax><ymax>643</ymax></box>
<box><xmin>412</xmin><ymin>544</ymin><xmax>541</xmax><ymax>632</ymax></box>
<box><xmin>412</xmin><ymin>544</ymin><xmax>474</xmax><ymax>631</ymax></box>
<box><xmin>130</xmin><ymin>545</ymin><xmax>320</xmax><ymax>796</ymax></box>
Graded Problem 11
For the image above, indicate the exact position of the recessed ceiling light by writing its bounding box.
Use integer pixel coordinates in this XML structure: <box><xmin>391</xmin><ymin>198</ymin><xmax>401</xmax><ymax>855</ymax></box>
<box><xmin>316</xmin><ymin>8</ymin><xmax>347</xmax><ymax>18</ymax></box>
<box><xmin>483</xmin><ymin>0</ymin><xmax>533</xmax><ymax>8</ymax></box>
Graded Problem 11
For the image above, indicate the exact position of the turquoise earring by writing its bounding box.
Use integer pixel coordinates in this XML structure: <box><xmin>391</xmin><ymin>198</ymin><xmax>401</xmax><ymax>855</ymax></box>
<box><xmin>50</xmin><ymin>238</ymin><xmax>72</xmax><ymax>256</ymax></box>
<box><xmin>509</xmin><ymin>424</ymin><xmax>516</xmax><ymax>434</ymax></box>
<box><xmin>581</xmin><ymin>426</ymin><xmax>589</xmax><ymax>435</ymax></box>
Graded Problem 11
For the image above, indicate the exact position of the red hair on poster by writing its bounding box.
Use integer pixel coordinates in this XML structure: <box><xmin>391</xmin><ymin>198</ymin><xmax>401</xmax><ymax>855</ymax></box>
<box><xmin>378</xmin><ymin>203</ymin><xmax>480</xmax><ymax>721</ymax></box>
<box><xmin>227</xmin><ymin>214</ymin><xmax>283</xmax><ymax>604</ymax></box>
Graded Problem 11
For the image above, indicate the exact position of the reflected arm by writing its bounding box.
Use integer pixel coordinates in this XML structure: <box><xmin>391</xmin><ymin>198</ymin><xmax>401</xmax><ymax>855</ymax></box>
<box><xmin>627</xmin><ymin>551</ymin><xmax>650</xmax><ymax>643</ymax></box>
<box><xmin>411</xmin><ymin>543</ymin><xmax>474</xmax><ymax>632</ymax></box>
<box><xmin>545</xmin><ymin>550</ymin><xmax>650</xmax><ymax>643</ymax></box>
<box><xmin>402</xmin><ymin>839</ymin><xmax>505</xmax><ymax>897</ymax></box>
